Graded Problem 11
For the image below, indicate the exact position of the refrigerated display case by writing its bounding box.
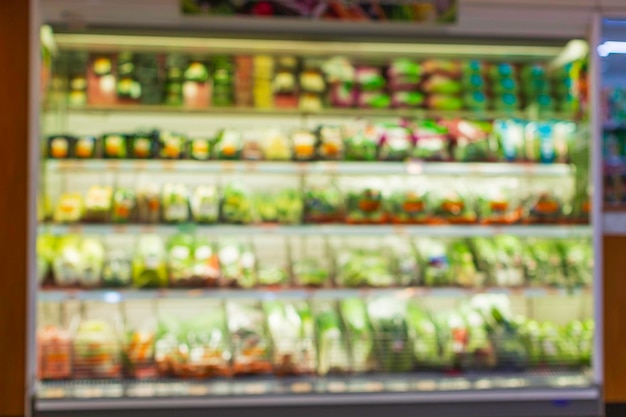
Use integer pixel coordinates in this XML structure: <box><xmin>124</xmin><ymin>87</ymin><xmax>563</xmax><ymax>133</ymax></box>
<box><xmin>32</xmin><ymin>3</ymin><xmax>601</xmax><ymax>417</ymax></box>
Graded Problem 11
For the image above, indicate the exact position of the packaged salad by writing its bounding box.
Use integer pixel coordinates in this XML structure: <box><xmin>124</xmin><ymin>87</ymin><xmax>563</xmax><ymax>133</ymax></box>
<box><xmin>343</xmin><ymin>122</ymin><xmax>379</xmax><ymax>161</ymax></box>
<box><xmin>414</xmin><ymin>238</ymin><xmax>452</xmax><ymax>287</ymax></box>
<box><xmin>345</xmin><ymin>186</ymin><xmax>387</xmax><ymax>224</ymax></box>
<box><xmin>412</xmin><ymin>120</ymin><xmax>450</xmax><ymax>161</ymax></box>
<box><xmin>47</xmin><ymin>135</ymin><xmax>74</xmax><ymax>159</ymax></box>
<box><xmin>218</xmin><ymin>242</ymin><xmax>256</xmax><ymax>288</ymax></box>
<box><xmin>255</xmin><ymin>188</ymin><xmax>302</xmax><ymax>224</ymax></box>
<box><xmin>261</xmin><ymin>129</ymin><xmax>292</xmax><ymax>161</ymax></box>
<box><xmin>368</xmin><ymin>297</ymin><xmax>413</xmax><ymax>373</ymax></box>
<box><xmin>111</xmin><ymin>188</ymin><xmax>136</xmax><ymax>223</ymax></box>
<box><xmin>317</xmin><ymin>126</ymin><xmax>344</xmax><ymax>160</ymax></box>
<box><xmin>303</xmin><ymin>183</ymin><xmax>344</xmax><ymax>223</ymax></box>
<box><xmin>265</xmin><ymin>301</ymin><xmax>316</xmax><ymax>376</ymax></box>
<box><xmin>129</xmin><ymin>131</ymin><xmax>157</xmax><ymax>159</ymax></box>
<box><xmin>166</xmin><ymin>234</ymin><xmax>195</xmax><ymax>287</ymax></box>
<box><xmin>79</xmin><ymin>238</ymin><xmax>105</xmax><ymax>288</ymax></box>
<box><xmin>190</xmin><ymin>185</ymin><xmax>219</xmax><ymax>224</ymax></box>
<box><xmin>101</xmin><ymin>134</ymin><xmax>128</xmax><ymax>159</ymax></box>
<box><xmin>158</xmin><ymin>131</ymin><xmax>186</xmax><ymax>159</ymax></box>
<box><xmin>336</xmin><ymin>248</ymin><xmax>395</xmax><ymax>288</ymax></box>
<box><xmin>123</xmin><ymin>304</ymin><xmax>157</xmax><ymax>379</ymax></box>
<box><xmin>448</xmin><ymin>239</ymin><xmax>481</xmax><ymax>287</ymax></box>
<box><xmin>162</xmin><ymin>183</ymin><xmax>190</xmax><ymax>224</ymax></box>
<box><xmin>227</xmin><ymin>301</ymin><xmax>273</xmax><ymax>375</ymax></box>
<box><xmin>187</xmin><ymin>137</ymin><xmax>213</xmax><ymax>161</ymax></box>
<box><xmin>53</xmin><ymin>193</ymin><xmax>83</xmax><ymax>223</ymax></box>
<box><xmin>132</xmin><ymin>235</ymin><xmax>168</xmax><ymax>288</ymax></box>
<box><xmin>83</xmin><ymin>186</ymin><xmax>112</xmax><ymax>223</ymax></box>
<box><xmin>389</xmin><ymin>189</ymin><xmax>430</xmax><ymax>224</ymax></box>
<box><xmin>378</xmin><ymin>125</ymin><xmax>412</xmax><ymax>161</ymax></box>
<box><xmin>524</xmin><ymin>191</ymin><xmax>564</xmax><ymax>224</ymax></box>
<box><xmin>477</xmin><ymin>187</ymin><xmax>522</xmax><ymax>224</ymax></box>
<box><xmin>136</xmin><ymin>184</ymin><xmax>161</xmax><ymax>224</ymax></box>
<box><xmin>221</xmin><ymin>182</ymin><xmax>256</xmax><ymax>224</ymax></box>
<box><xmin>38</xmin><ymin>325</ymin><xmax>72</xmax><ymax>380</ymax></box>
<box><xmin>215</xmin><ymin>129</ymin><xmax>243</xmax><ymax>160</ymax></box>
<box><xmin>433</xmin><ymin>190</ymin><xmax>477</xmax><ymax>224</ymax></box>
<box><xmin>102</xmin><ymin>244</ymin><xmax>133</xmax><ymax>288</ymax></box>
<box><xmin>406</xmin><ymin>304</ymin><xmax>444</xmax><ymax>370</ymax></box>
<box><xmin>292</xmin><ymin>129</ymin><xmax>317</xmax><ymax>161</ymax></box>
<box><xmin>156</xmin><ymin>308</ymin><xmax>232</xmax><ymax>379</ymax></box>
<box><xmin>74</xmin><ymin>136</ymin><xmax>98</xmax><ymax>159</ymax></box>
<box><xmin>72</xmin><ymin>318</ymin><xmax>122</xmax><ymax>379</ymax></box>
<box><xmin>52</xmin><ymin>236</ymin><xmax>83</xmax><ymax>287</ymax></box>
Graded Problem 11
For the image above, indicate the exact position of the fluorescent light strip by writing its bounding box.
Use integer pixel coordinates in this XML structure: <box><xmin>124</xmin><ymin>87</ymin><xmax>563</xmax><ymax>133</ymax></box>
<box><xmin>54</xmin><ymin>33</ymin><xmax>563</xmax><ymax>59</ymax></box>
<box><xmin>598</xmin><ymin>41</ymin><xmax>626</xmax><ymax>57</ymax></box>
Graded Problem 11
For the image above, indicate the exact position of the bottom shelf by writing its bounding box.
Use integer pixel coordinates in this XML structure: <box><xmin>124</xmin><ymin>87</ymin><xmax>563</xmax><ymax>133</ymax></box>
<box><xmin>36</xmin><ymin>372</ymin><xmax>601</xmax><ymax>417</ymax></box>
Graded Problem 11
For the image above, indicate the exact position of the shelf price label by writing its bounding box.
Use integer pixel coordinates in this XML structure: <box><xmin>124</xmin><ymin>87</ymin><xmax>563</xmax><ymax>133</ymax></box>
<box><xmin>105</xmin><ymin>160</ymin><xmax>121</xmax><ymax>171</ymax></box>
<box><xmin>162</xmin><ymin>160</ymin><xmax>176</xmax><ymax>171</ymax></box>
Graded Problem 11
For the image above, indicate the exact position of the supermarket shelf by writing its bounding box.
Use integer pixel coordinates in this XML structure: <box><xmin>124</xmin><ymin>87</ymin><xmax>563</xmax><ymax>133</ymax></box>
<box><xmin>39</xmin><ymin>223</ymin><xmax>591</xmax><ymax>238</ymax></box>
<box><xmin>36</xmin><ymin>373</ymin><xmax>599</xmax><ymax>417</ymax></box>
<box><xmin>58</xmin><ymin>104</ymin><xmax>576</xmax><ymax>121</ymax></box>
<box><xmin>45</xmin><ymin>159</ymin><xmax>575</xmax><ymax>177</ymax></box>
<box><xmin>37</xmin><ymin>286</ymin><xmax>591</xmax><ymax>302</ymax></box>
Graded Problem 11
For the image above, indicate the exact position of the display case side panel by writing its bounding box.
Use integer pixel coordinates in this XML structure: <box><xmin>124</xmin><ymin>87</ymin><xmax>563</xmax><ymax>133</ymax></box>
<box><xmin>603</xmin><ymin>235</ymin><xmax>626</xmax><ymax>402</ymax></box>
<box><xmin>0</xmin><ymin>0</ymin><xmax>31</xmax><ymax>416</ymax></box>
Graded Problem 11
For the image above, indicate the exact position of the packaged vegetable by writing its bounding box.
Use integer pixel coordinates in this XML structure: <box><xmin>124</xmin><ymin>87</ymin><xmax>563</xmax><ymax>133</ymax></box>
<box><xmin>494</xmin><ymin>119</ymin><xmax>525</xmax><ymax>162</ymax></box>
<box><xmin>73</xmin><ymin>319</ymin><xmax>121</xmax><ymax>379</ymax></box>
<box><xmin>388</xmin><ymin>59</ymin><xmax>421</xmax><ymax>79</ymax></box>
<box><xmin>123</xmin><ymin>327</ymin><xmax>156</xmax><ymax>379</ymax></box>
<box><xmin>190</xmin><ymin>185</ymin><xmax>219</xmax><ymax>224</ymax></box>
<box><xmin>448</xmin><ymin>239</ymin><xmax>481</xmax><ymax>287</ymax></box>
<box><xmin>422</xmin><ymin>75</ymin><xmax>462</xmax><ymax>95</ymax></box>
<box><xmin>221</xmin><ymin>182</ymin><xmax>256</xmax><ymax>224</ymax></box>
<box><xmin>477</xmin><ymin>187</ymin><xmax>521</xmax><ymax>224</ymax></box>
<box><xmin>422</xmin><ymin>60</ymin><xmax>461</xmax><ymax>77</ymax></box>
<box><xmin>368</xmin><ymin>298</ymin><xmax>413</xmax><ymax>372</ymax></box>
<box><xmin>317</xmin><ymin>126</ymin><xmax>344</xmax><ymax>160</ymax></box>
<box><xmin>136</xmin><ymin>184</ymin><xmax>161</xmax><ymax>224</ymax></box>
<box><xmin>523</xmin><ymin>239</ymin><xmax>564</xmax><ymax>287</ymax></box>
<box><xmin>111</xmin><ymin>188</ymin><xmax>135</xmax><ymax>223</ymax></box>
<box><xmin>303</xmin><ymin>184</ymin><xmax>344</xmax><ymax>223</ymax></box>
<box><xmin>215</xmin><ymin>129</ymin><xmax>242</xmax><ymax>160</ymax></box>
<box><xmin>265</xmin><ymin>301</ymin><xmax>316</xmax><ymax>375</ymax></box>
<box><xmin>415</xmin><ymin>238</ymin><xmax>452</xmax><ymax>286</ymax></box>
<box><xmin>300</xmin><ymin>69</ymin><xmax>326</xmax><ymax>93</ymax></box>
<box><xmin>162</xmin><ymin>183</ymin><xmax>190</xmax><ymax>223</ymax></box>
<box><xmin>448</xmin><ymin>119</ymin><xmax>494</xmax><ymax>162</ymax></box>
<box><xmin>292</xmin><ymin>130</ymin><xmax>317</xmax><ymax>161</ymax></box>
<box><xmin>557</xmin><ymin>239</ymin><xmax>592</xmax><ymax>288</ymax></box>
<box><xmin>391</xmin><ymin>91</ymin><xmax>424</xmax><ymax>108</ymax></box>
<box><xmin>218</xmin><ymin>242</ymin><xmax>256</xmax><ymax>288</ymax></box>
<box><xmin>525</xmin><ymin>192</ymin><xmax>563</xmax><ymax>224</ymax></box>
<box><xmin>101</xmin><ymin>134</ymin><xmax>128</xmax><ymax>159</ymax></box>
<box><xmin>293</xmin><ymin>258</ymin><xmax>330</xmax><ymax>287</ymax></box>
<box><xmin>315</xmin><ymin>302</ymin><xmax>349</xmax><ymax>375</ymax></box>
<box><xmin>343</xmin><ymin>122</ymin><xmax>379</xmax><ymax>161</ymax></box>
<box><xmin>227</xmin><ymin>301</ymin><xmax>273</xmax><ymax>375</ymax></box>
<box><xmin>525</xmin><ymin>122</ymin><xmax>556</xmax><ymax>163</ymax></box>
<box><xmin>47</xmin><ymin>135</ymin><xmax>74</xmax><ymax>159</ymax></box>
<box><xmin>336</xmin><ymin>248</ymin><xmax>395</xmax><ymax>287</ymax></box>
<box><xmin>74</xmin><ymin>136</ymin><xmax>97</xmax><ymax>159</ymax></box>
<box><xmin>261</xmin><ymin>129</ymin><xmax>292</xmax><ymax>161</ymax></box>
<box><xmin>493</xmin><ymin>236</ymin><xmax>525</xmax><ymax>287</ymax></box>
<box><xmin>345</xmin><ymin>186</ymin><xmax>387</xmax><ymax>224</ymax></box>
<box><xmin>389</xmin><ymin>190</ymin><xmax>430</xmax><ymax>224</ymax></box>
<box><xmin>84</xmin><ymin>186</ymin><xmax>112</xmax><ymax>223</ymax></box>
<box><xmin>187</xmin><ymin>137</ymin><xmax>213</xmax><ymax>161</ymax></box>
<box><xmin>378</xmin><ymin>125</ymin><xmax>412</xmax><ymax>161</ymax></box>
<box><xmin>340</xmin><ymin>298</ymin><xmax>375</xmax><ymax>372</ymax></box>
<box><xmin>412</xmin><ymin>120</ymin><xmax>450</xmax><ymax>161</ymax></box>
<box><xmin>355</xmin><ymin>66</ymin><xmax>385</xmax><ymax>91</ymax></box>
<box><xmin>241</xmin><ymin>131</ymin><xmax>264</xmax><ymax>160</ymax></box>
<box><xmin>129</xmin><ymin>132</ymin><xmax>157</xmax><ymax>159</ymax></box>
<box><xmin>464</xmin><ymin>91</ymin><xmax>489</xmax><ymax>111</ymax></box>
<box><xmin>54</xmin><ymin>193</ymin><xmax>83</xmax><ymax>223</ymax></box>
<box><xmin>256</xmin><ymin>188</ymin><xmax>302</xmax><ymax>224</ymax></box>
<box><xmin>158</xmin><ymin>132</ymin><xmax>186</xmax><ymax>159</ymax></box>
<box><xmin>433</xmin><ymin>190</ymin><xmax>477</xmax><ymax>224</ymax></box>
<box><xmin>407</xmin><ymin>304</ymin><xmax>446</xmax><ymax>369</ymax></box>
<box><xmin>102</xmin><ymin>246</ymin><xmax>132</xmax><ymax>288</ymax></box>
<box><xmin>156</xmin><ymin>310</ymin><xmax>231</xmax><ymax>378</ymax></box>
<box><xmin>191</xmin><ymin>238</ymin><xmax>220</xmax><ymax>287</ymax></box>
<box><xmin>38</xmin><ymin>326</ymin><xmax>72</xmax><ymax>380</ymax></box>
<box><xmin>328</xmin><ymin>83</ymin><xmax>356</xmax><ymax>108</ymax></box>
<box><xmin>79</xmin><ymin>238</ymin><xmax>105</xmax><ymax>288</ymax></box>
<box><xmin>52</xmin><ymin>236</ymin><xmax>83</xmax><ymax>287</ymax></box>
<box><xmin>357</xmin><ymin>91</ymin><xmax>391</xmax><ymax>109</ymax></box>
<box><xmin>167</xmin><ymin>234</ymin><xmax>195</xmax><ymax>287</ymax></box>
<box><xmin>132</xmin><ymin>235</ymin><xmax>168</xmax><ymax>288</ymax></box>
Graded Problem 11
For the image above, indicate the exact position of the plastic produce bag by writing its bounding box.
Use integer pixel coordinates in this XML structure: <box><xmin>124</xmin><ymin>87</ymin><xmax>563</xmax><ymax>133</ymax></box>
<box><xmin>340</xmin><ymin>298</ymin><xmax>375</xmax><ymax>372</ymax></box>
<box><xmin>265</xmin><ymin>301</ymin><xmax>316</xmax><ymax>375</ymax></box>
<box><xmin>162</xmin><ymin>183</ymin><xmax>190</xmax><ymax>223</ymax></box>
<box><xmin>190</xmin><ymin>185</ymin><xmax>219</xmax><ymax>224</ymax></box>
<box><xmin>84</xmin><ymin>186</ymin><xmax>112</xmax><ymax>223</ymax></box>
<box><xmin>303</xmin><ymin>183</ymin><xmax>344</xmax><ymax>223</ymax></box>
<box><xmin>406</xmin><ymin>304</ymin><xmax>442</xmax><ymax>369</ymax></box>
<box><xmin>433</xmin><ymin>189</ymin><xmax>477</xmax><ymax>224</ymax></box>
<box><xmin>218</xmin><ymin>242</ymin><xmax>256</xmax><ymax>288</ymax></box>
<box><xmin>159</xmin><ymin>131</ymin><xmax>186</xmax><ymax>159</ymax></box>
<box><xmin>132</xmin><ymin>235</ymin><xmax>168</xmax><ymax>288</ymax></box>
<box><xmin>52</xmin><ymin>236</ymin><xmax>84</xmax><ymax>287</ymax></box>
<box><xmin>315</xmin><ymin>302</ymin><xmax>350</xmax><ymax>375</ymax></box>
<box><xmin>448</xmin><ymin>239</ymin><xmax>481</xmax><ymax>287</ymax></box>
<box><xmin>255</xmin><ymin>188</ymin><xmax>302</xmax><ymax>224</ymax></box>
<box><xmin>53</xmin><ymin>193</ymin><xmax>83</xmax><ymax>223</ymax></box>
<box><xmin>111</xmin><ymin>188</ymin><xmax>136</xmax><ymax>223</ymax></box>
<box><xmin>167</xmin><ymin>234</ymin><xmax>195</xmax><ymax>287</ymax></box>
<box><xmin>367</xmin><ymin>297</ymin><xmax>413</xmax><ymax>373</ymax></box>
<box><xmin>136</xmin><ymin>184</ymin><xmax>161</xmax><ymax>224</ymax></box>
<box><xmin>37</xmin><ymin>325</ymin><xmax>72</xmax><ymax>380</ymax></box>
<box><xmin>79</xmin><ymin>238</ymin><xmax>105</xmax><ymax>288</ymax></box>
<box><xmin>415</xmin><ymin>238</ymin><xmax>452</xmax><ymax>287</ymax></box>
<box><xmin>345</xmin><ymin>186</ymin><xmax>387</xmax><ymax>224</ymax></box>
<box><xmin>221</xmin><ymin>182</ymin><xmax>256</xmax><ymax>224</ymax></box>
<box><xmin>227</xmin><ymin>301</ymin><xmax>273</xmax><ymax>375</ymax></box>
<box><xmin>389</xmin><ymin>190</ymin><xmax>430</xmax><ymax>224</ymax></box>
<box><xmin>72</xmin><ymin>319</ymin><xmax>122</xmax><ymax>379</ymax></box>
<box><xmin>477</xmin><ymin>186</ymin><xmax>521</xmax><ymax>225</ymax></box>
<box><xmin>102</xmin><ymin>244</ymin><xmax>132</xmax><ymax>288</ymax></box>
<box><xmin>336</xmin><ymin>248</ymin><xmax>395</xmax><ymax>287</ymax></box>
<box><xmin>215</xmin><ymin>129</ymin><xmax>243</xmax><ymax>160</ymax></box>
